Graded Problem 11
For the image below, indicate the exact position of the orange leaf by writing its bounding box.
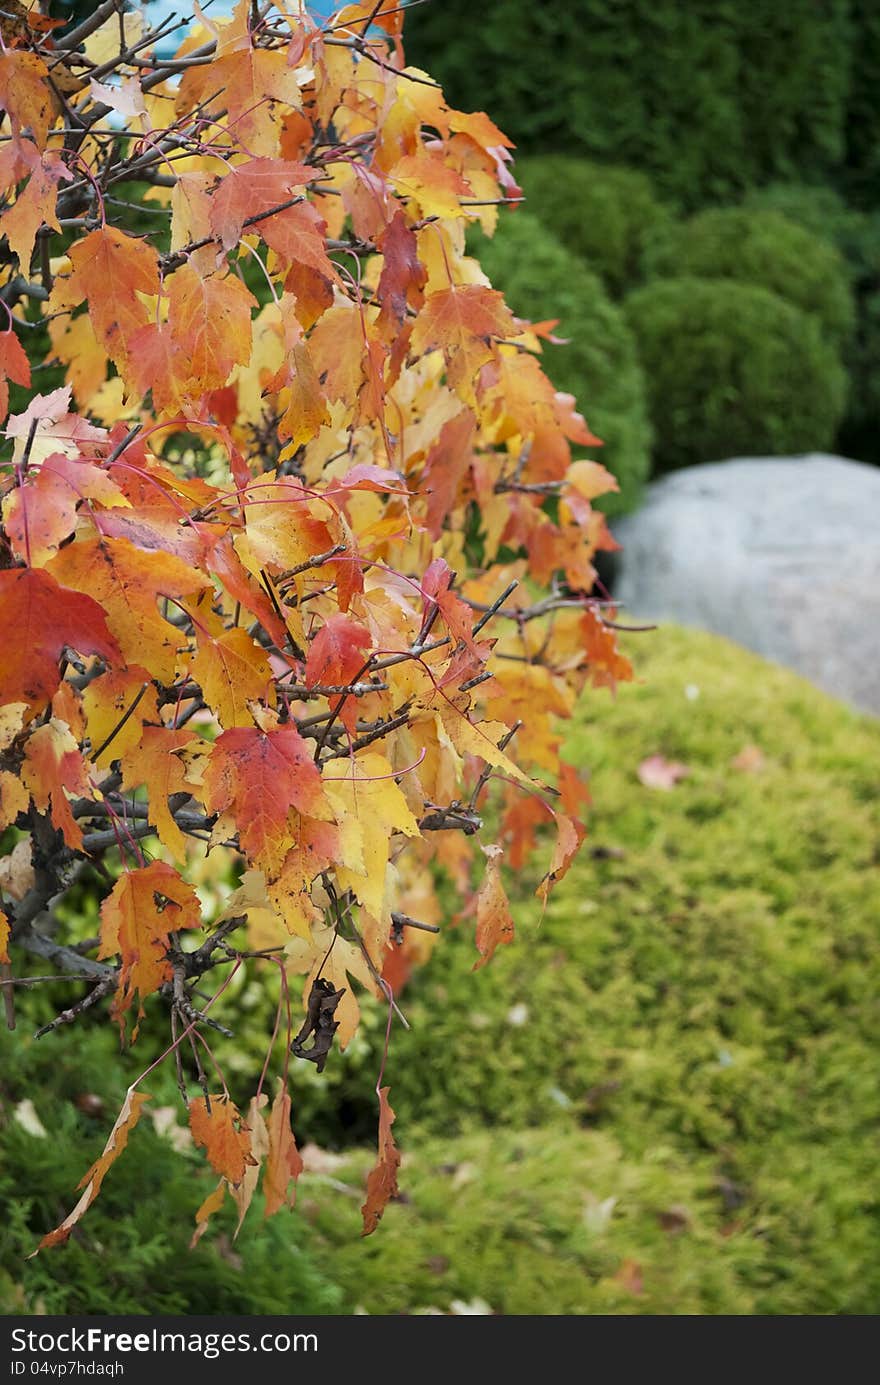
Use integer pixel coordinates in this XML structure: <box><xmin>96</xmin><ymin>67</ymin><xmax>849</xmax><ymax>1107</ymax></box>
<box><xmin>472</xmin><ymin>843</ymin><xmax>514</xmax><ymax>969</ymax></box>
<box><xmin>190</xmin><ymin>1178</ymin><xmax>227</xmax><ymax>1250</ymax></box>
<box><xmin>580</xmin><ymin>608</ymin><xmax>634</xmax><ymax>693</ymax></box>
<box><xmin>0</xmin><ymin>51</ymin><xmax>53</xmax><ymax>150</ymax></box>
<box><xmin>536</xmin><ymin>811</ymin><xmax>585</xmax><ymax>908</ymax></box>
<box><xmin>191</xmin><ymin>626</ymin><xmax>275</xmax><ymax>730</ymax></box>
<box><xmin>410</xmin><ymin>284</ymin><xmax>515</xmax><ymax>402</ymax></box>
<box><xmin>47</xmin><ymin>536</ymin><xmax>211</xmax><ymax>683</ymax></box>
<box><xmin>66</xmin><ymin>226</ymin><xmax>160</xmax><ymax>369</ymax></box>
<box><xmin>422</xmin><ymin>557</ymin><xmax>479</xmax><ymax>653</ymax></box>
<box><xmin>166</xmin><ymin>265</ymin><xmax>256</xmax><ymax>397</ymax></box>
<box><xmin>21</xmin><ymin>718</ymin><xmax>93</xmax><ymax>850</ymax></box>
<box><xmin>33</xmin><ymin>1088</ymin><xmax>151</xmax><ymax>1253</ymax></box>
<box><xmin>361</xmin><ymin>1086</ymin><xmax>401</xmax><ymax>1237</ymax></box>
<box><xmin>119</xmin><ymin>726</ymin><xmax>198</xmax><ymax>861</ymax></box>
<box><xmin>82</xmin><ymin>666</ymin><xmax>159</xmax><ymax>769</ymax></box>
<box><xmin>189</xmin><ymin>1095</ymin><xmax>256</xmax><ymax>1186</ymax></box>
<box><xmin>2</xmin><ymin>451</ymin><xmax>127</xmax><ymax>565</ymax></box>
<box><xmin>209</xmin><ymin>158</ymin><xmax>315</xmax><ymax>252</ymax></box>
<box><xmin>375</xmin><ymin>210</ymin><xmax>427</xmax><ymax>341</ymax></box>
<box><xmin>421</xmin><ymin>410</ymin><xmax>475</xmax><ymax>541</ymax></box>
<box><xmin>98</xmin><ymin>862</ymin><xmax>201</xmax><ymax>1032</ymax></box>
<box><xmin>263</xmin><ymin>1082</ymin><xmax>303</xmax><ymax>1219</ymax></box>
<box><xmin>304</xmin><ymin>614</ymin><xmax>371</xmax><ymax>730</ymax></box>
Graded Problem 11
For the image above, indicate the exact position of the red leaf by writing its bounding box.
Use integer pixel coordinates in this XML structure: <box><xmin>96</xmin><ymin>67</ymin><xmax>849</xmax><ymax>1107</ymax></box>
<box><xmin>202</xmin><ymin>725</ymin><xmax>329</xmax><ymax>874</ymax></box>
<box><xmin>304</xmin><ymin>614</ymin><xmax>371</xmax><ymax>689</ymax></box>
<box><xmin>0</xmin><ymin>568</ymin><xmax>120</xmax><ymax>708</ymax></box>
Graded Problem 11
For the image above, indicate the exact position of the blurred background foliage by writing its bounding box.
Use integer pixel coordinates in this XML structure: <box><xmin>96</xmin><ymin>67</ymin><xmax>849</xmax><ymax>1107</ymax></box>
<box><xmin>407</xmin><ymin>0</ymin><xmax>880</xmax><ymax>492</ymax></box>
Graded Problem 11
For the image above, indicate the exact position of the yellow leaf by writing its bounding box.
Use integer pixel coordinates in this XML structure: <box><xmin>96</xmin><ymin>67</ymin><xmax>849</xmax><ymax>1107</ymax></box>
<box><xmin>323</xmin><ymin>753</ymin><xmax>420</xmax><ymax>918</ymax></box>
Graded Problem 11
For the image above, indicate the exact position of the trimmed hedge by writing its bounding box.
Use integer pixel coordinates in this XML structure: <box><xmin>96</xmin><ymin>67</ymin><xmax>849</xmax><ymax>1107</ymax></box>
<box><xmin>303</xmin><ymin>625</ymin><xmax>880</xmax><ymax>1314</ymax></box>
<box><xmin>514</xmin><ymin>156</ymin><xmax>672</xmax><ymax>297</ymax></box>
<box><xmin>471</xmin><ymin>212</ymin><xmax>652</xmax><ymax>514</ymax></box>
<box><xmin>641</xmin><ymin>208</ymin><xmax>855</xmax><ymax>351</ymax></box>
<box><xmin>407</xmin><ymin>1</ymin><xmax>854</xmax><ymax>208</ymax></box>
<box><xmin>623</xmin><ymin>278</ymin><xmax>848</xmax><ymax>470</ymax></box>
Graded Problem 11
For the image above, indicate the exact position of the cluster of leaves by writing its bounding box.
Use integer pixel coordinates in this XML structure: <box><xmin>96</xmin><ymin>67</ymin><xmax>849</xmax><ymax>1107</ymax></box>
<box><xmin>0</xmin><ymin>1</ymin><xmax>632</xmax><ymax>1248</ymax></box>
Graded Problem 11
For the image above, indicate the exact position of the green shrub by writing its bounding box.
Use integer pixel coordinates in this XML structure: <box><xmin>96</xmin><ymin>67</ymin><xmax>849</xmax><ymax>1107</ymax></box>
<box><xmin>0</xmin><ymin>1025</ymin><xmax>342</xmax><ymax>1315</ymax></box>
<box><xmin>407</xmin><ymin>1</ymin><xmax>853</xmax><ymax>208</ymax></box>
<box><xmin>302</xmin><ymin>626</ymin><xmax>880</xmax><ymax>1314</ymax></box>
<box><xmin>642</xmin><ymin>208</ymin><xmax>855</xmax><ymax>351</ymax></box>
<box><xmin>514</xmin><ymin>156</ymin><xmax>673</xmax><ymax>297</ymax></box>
<box><xmin>623</xmin><ymin>277</ymin><xmax>847</xmax><ymax>470</ymax></box>
<box><xmin>740</xmin><ymin>186</ymin><xmax>880</xmax><ymax>464</ymax></box>
<box><xmin>471</xmin><ymin>213</ymin><xmax>651</xmax><ymax>514</ymax></box>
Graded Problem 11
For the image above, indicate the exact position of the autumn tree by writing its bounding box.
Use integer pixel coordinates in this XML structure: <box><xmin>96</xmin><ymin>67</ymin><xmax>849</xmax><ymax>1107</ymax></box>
<box><xmin>0</xmin><ymin>0</ymin><xmax>633</xmax><ymax>1249</ymax></box>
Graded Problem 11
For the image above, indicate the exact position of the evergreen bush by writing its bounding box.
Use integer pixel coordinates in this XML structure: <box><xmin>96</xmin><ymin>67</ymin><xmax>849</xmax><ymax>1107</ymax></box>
<box><xmin>623</xmin><ymin>278</ymin><xmax>847</xmax><ymax>470</ymax></box>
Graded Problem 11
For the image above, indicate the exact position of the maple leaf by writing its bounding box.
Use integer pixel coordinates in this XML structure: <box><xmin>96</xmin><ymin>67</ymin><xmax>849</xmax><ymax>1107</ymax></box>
<box><xmin>0</xmin><ymin>769</ymin><xmax>29</xmax><ymax>831</ymax></box>
<box><xmin>304</xmin><ymin>614</ymin><xmax>371</xmax><ymax>731</ymax></box>
<box><xmin>81</xmin><ymin>667</ymin><xmax>159</xmax><ymax>769</ymax></box>
<box><xmin>536</xmin><ymin>811</ymin><xmax>586</xmax><ymax>909</ymax></box>
<box><xmin>0</xmin><ymin>568</ymin><xmax>120</xmax><ymax>708</ymax></box>
<box><xmin>47</xmin><ymin>537</ymin><xmax>211</xmax><ymax>684</ymax></box>
<box><xmin>234</xmin><ymin>477</ymin><xmax>336</xmax><ymax>578</ymax></box>
<box><xmin>0</xmin><ymin>907</ymin><xmax>9</xmax><ymax>965</ymax></box>
<box><xmin>209</xmin><ymin>158</ymin><xmax>315</xmax><ymax>252</ymax></box>
<box><xmin>33</xmin><ymin>1088</ymin><xmax>152</xmax><ymax>1254</ymax></box>
<box><xmin>229</xmin><ymin>1095</ymin><xmax>270</xmax><ymax>1238</ymax></box>
<box><xmin>323</xmin><ymin>752</ymin><xmax>420</xmax><ymax>919</ymax></box>
<box><xmin>580</xmin><ymin>608</ymin><xmax>635</xmax><ymax>693</ymax></box>
<box><xmin>1</xmin><ymin>149</ymin><xmax>71</xmax><ymax>274</ymax></box>
<box><xmin>21</xmin><ymin>719</ymin><xmax>93</xmax><ymax>851</ymax></box>
<box><xmin>189</xmin><ymin>1095</ymin><xmax>256</xmax><ymax>1187</ymax></box>
<box><xmin>0</xmin><ymin>51</ymin><xmax>53</xmax><ymax>150</ymax></box>
<box><xmin>166</xmin><ymin>265</ymin><xmax>256</xmax><ymax>398</ymax></box>
<box><xmin>376</xmin><ymin>210</ymin><xmax>427</xmax><ymax>341</ymax></box>
<box><xmin>203</xmin><ymin>724</ymin><xmax>329</xmax><ymax>874</ymax></box>
<box><xmin>176</xmin><ymin>4</ymin><xmax>303</xmax><ymax>155</ymax></box>
<box><xmin>2</xmin><ymin>452</ymin><xmax>128</xmax><ymax>565</ymax></box>
<box><xmin>421</xmin><ymin>557</ymin><xmax>479</xmax><ymax>652</ymax></box>
<box><xmin>361</xmin><ymin>1087</ymin><xmax>401</xmax><ymax>1237</ymax></box>
<box><xmin>119</xmin><ymin>727</ymin><xmax>197</xmax><ymax>862</ymax></box>
<box><xmin>66</xmin><ymin>227</ymin><xmax>160</xmax><ymax>369</ymax></box>
<box><xmin>389</xmin><ymin>152</ymin><xmax>472</xmax><ymax>220</ymax></box>
<box><xmin>421</xmin><ymin>410</ymin><xmax>475</xmax><ymax>540</ymax></box>
<box><xmin>190</xmin><ymin>1179</ymin><xmax>228</xmax><ymax>1250</ymax></box>
<box><xmin>473</xmin><ymin>843</ymin><xmax>515</xmax><ymax>969</ymax></box>
<box><xmin>410</xmin><ymin>285</ymin><xmax>515</xmax><ymax>401</ymax></box>
<box><xmin>190</xmin><ymin>626</ymin><xmax>275</xmax><ymax>730</ymax></box>
<box><xmin>98</xmin><ymin>862</ymin><xmax>201</xmax><ymax>1032</ymax></box>
<box><xmin>263</xmin><ymin>1082</ymin><xmax>303</xmax><ymax>1218</ymax></box>
<box><xmin>285</xmin><ymin>920</ymin><xmax>377</xmax><ymax>1051</ymax></box>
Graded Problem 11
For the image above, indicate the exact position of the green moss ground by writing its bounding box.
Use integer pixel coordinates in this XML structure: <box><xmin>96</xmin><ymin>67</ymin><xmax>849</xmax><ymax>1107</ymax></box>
<box><xmin>300</xmin><ymin>626</ymin><xmax>880</xmax><ymax>1314</ymax></box>
<box><xmin>2</xmin><ymin>627</ymin><xmax>876</xmax><ymax>1314</ymax></box>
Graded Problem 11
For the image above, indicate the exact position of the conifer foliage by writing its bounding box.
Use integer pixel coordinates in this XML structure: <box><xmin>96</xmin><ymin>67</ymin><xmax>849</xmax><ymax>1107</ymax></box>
<box><xmin>0</xmin><ymin>0</ymin><xmax>632</xmax><ymax>1247</ymax></box>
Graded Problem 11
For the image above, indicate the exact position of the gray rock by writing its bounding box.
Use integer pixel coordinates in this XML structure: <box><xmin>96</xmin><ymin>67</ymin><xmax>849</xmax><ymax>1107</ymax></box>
<box><xmin>613</xmin><ymin>455</ymin><xmax>880</xmax><ymax>713</ymax></box>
